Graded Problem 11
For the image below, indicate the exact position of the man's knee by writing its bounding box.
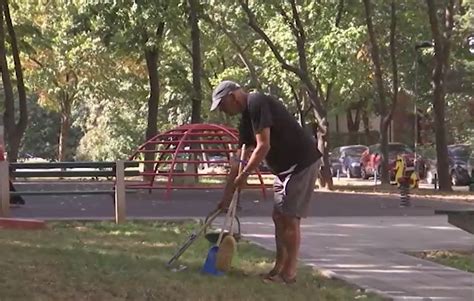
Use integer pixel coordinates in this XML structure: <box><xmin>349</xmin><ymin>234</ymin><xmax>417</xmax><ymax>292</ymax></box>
<box><xmin>272</xmin><ymin>208</ymin><xmax>284</xmax><ymax>223</ymax></box>
<box><xmin>281</xmin><ymin>215</ymin><xmax>300</xmax><ymax>231</ymax></box>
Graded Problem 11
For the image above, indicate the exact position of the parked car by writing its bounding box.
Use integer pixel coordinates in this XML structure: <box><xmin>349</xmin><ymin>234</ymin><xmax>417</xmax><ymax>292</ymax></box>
<box><xmin>360</xmin><ymin>143</ymin><xmax>426</xmax><ymax>180</ymax></box>
<box><xmin>426</xmin><ymin>144</ymin><xmax>472</xmax><ymax>186</ymax></box>
<box><xmin>330</xmin><ymin>145</ymin><xmax>368</xmax><ymax>178</ymax></box>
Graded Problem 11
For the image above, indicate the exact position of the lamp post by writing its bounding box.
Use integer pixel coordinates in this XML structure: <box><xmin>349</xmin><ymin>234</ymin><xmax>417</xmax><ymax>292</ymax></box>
<box><xmin>413</xmin><ymin>41</ymin><xmax>433</xmax><ymax>172</ymax></box>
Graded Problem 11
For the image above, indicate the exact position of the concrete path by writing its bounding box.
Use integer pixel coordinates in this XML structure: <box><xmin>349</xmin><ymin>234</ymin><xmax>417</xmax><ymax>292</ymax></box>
<box><xmin>241</xmin><ymin>216</ymin><xmax>474</xmax><ymax>301</ymax></box>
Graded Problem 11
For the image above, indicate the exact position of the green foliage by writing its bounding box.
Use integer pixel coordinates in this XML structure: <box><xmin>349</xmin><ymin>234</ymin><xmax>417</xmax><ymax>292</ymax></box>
<box><xmin>4</xmin><ymin>0</ymin><xmax>472</xmax><ymax>161</ymax></box>
<box><xmin>20</xmin><ymin>96</ymin><xmax>82</xmax><ymax>160</ymax></box>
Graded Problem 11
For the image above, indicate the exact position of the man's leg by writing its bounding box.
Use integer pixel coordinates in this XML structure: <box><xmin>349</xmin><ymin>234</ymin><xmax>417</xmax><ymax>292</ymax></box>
<box><xmin>265</xmin><ymin>208</ymin><xmax>287</xmax><ymax>277</ymax></box>
<box><xmin>275</xmin><ymin>160</ymin><xmax>320</xmax><ymax>282</ymax></box>
<box><xmin>280</xmin><ymin>214</ymin><xmax>300</xmax><ymax>281</ymax></box>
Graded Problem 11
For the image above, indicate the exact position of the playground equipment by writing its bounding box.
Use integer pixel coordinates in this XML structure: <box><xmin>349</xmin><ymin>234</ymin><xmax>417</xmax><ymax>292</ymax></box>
<box><xmin>395</xmin><ymin>155</ymin><xmax>419</xmax><ymax>207</ymax></box>
<box><xmin>128</xmin><ymin>123</ymin><xmax>268</xmax><ymax>198</ymax></box>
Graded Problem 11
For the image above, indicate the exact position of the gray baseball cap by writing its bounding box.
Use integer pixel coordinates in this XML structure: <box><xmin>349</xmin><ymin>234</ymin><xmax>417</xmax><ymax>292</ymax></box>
<box><xmin>210</xmin><ymin>80</ymin><xmax>241</xmax><ymax>111</ymax></box>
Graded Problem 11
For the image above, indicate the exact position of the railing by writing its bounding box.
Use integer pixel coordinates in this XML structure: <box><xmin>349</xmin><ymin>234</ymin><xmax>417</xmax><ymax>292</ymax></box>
<box><xmin>0</xmin><ymin>161</ymin><xmax>139</xmax><ymax>224</ymax></box>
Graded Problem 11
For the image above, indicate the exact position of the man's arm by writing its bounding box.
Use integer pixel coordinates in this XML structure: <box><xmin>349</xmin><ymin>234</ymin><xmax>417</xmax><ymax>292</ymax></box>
<box><xmin>218</xmin><ymin>147</ymin><xmax>252</xmax><ymax>209</ymax></box>
<box><xmin>241</xmin><ymin>128</ymin><xmax>270</xmax><ymax>176</ymax></box>
<box><xmin>232</xmin><ymin>128</ymin><xmax>270</xmax><ymax>190</ymax></box>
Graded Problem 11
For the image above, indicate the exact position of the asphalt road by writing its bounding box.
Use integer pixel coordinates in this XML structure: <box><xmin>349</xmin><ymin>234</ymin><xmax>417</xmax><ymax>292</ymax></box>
<box><xmin>10</xmin><ymin>182</ymin><xmax>474</xmax><ymax>220</ymax></box>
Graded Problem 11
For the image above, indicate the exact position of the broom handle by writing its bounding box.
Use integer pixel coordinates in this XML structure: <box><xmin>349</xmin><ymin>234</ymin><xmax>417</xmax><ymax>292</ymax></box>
<box><xmin>216</xmin><ymin>144</ymin><xmax>246</xmax><ymax>246</ymax></box>
<box><xmin>229</xmin><ymin>190</ymin><xmax>239</xmax><ymax>237</ymax></box>
<box><xmin>229</xmin><ymin>144</ymin><xmax>245</xmax><ymax>235</ymax></box>
<box><xmin>230</xmin><ymin>145</ymin><xmax>246</xmax><ymax>236</ymax></box>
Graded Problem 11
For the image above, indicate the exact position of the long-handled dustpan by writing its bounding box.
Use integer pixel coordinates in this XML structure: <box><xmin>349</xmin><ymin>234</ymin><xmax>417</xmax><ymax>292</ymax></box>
<box><xmin>202</xmin><ymin>144</ymin><xmax>246</xmax><ymax>275</ymax></box>
<box><xmin>167</xmin><ymin>208</ymin><xmax>221</xmax><ymax>269</ymax></box>
<box><xmin>201</xmin><ymin>191</ymin><xmax>238</xmax><ymax>275</ymax></box>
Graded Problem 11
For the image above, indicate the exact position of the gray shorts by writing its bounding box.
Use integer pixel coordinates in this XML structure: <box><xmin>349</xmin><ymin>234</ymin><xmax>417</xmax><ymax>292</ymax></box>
<box><xmin>273</xmin><ymin>159</ymin><xmax>321</xmax><ymax>218</ymax></box>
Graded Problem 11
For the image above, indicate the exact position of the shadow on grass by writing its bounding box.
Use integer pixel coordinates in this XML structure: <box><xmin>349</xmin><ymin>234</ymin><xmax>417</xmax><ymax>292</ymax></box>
<box><xmin>0</xmin><ymin>221</ymin><xmax>386</xmax><ymax>301</ymax></box>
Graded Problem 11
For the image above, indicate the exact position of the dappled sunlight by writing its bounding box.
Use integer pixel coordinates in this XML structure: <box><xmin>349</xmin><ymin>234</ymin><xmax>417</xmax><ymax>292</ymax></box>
<box><xmin>331</xmin><ymin>223</ymin><xmax>388</xmax><ymax>229</ymax></box>
<box><xmin>244</xmin><ymin>233</ymin><xmax>274</xmax><ymax>239</ymax></box>
<box><xmin>304</xmin><ymin>260</ymin><xmax>474</xmax><ymax>276</ymax></box>
<box><xmin>73</xmin><ymin>238</ymin><xmax>177</xmax><ymax>250</ymax></box>
<box><xmin>384</xmin><ymin>223</ymin><xmax>466</xmax><ymax>231</ymax></box>
<box><xmin>58</xmin><ymin>243</ymin><xmax>168</xmax><ymax>262</ymax></box>
<box><xmin>74</xmin><ymin>226</ymin><xmax>89</xmax><ymax>232</ymax></box>
<box><xmin>107</xmin><ymin>230</ymin><xmax>143</xmax><ymax>236</ymax></box>
<box><xmin>304</xmin><ymin>232</ymin><xmax>349</xmax><ymax>237</ymax></box>
<box><xmin>1</xmin><ymin>240</ymin><xmax>38</xmax><ymax>248</ymax></box>
<box><xmin>422</xmin><ymin>226</ymin><xmax>458</xmax><ymax>230</ymax></box>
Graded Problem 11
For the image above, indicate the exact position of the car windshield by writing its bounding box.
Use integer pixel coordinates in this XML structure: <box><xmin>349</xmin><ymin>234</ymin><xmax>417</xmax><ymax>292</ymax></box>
<box><xmin>448</xmin><ymin>145</ymin><xmax>471</xmax><ymax>158</ymax></box>
<box><xmin>388</xmin><ymin>144</ymin><xmax>412</xmax><ymax>154</ymax></box>
<box><xmin>343</xmin><ymin>147</ymin><xmax>367</xmax><ymax>156</ymax></box>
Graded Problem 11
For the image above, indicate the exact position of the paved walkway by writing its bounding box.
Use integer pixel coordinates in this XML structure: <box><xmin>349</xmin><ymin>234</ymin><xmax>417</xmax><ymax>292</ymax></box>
<box><xmin>240</xmin><ymin>216</ymin><xmax>474</xmax><ymax>301</ymax></box>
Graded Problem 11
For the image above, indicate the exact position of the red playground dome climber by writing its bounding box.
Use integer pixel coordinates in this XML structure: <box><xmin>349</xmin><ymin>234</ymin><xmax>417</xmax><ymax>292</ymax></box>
<box><xmin>128</xmin><ymin>123</ymin><xmax>268</xmax><ymax>198</ymax></box>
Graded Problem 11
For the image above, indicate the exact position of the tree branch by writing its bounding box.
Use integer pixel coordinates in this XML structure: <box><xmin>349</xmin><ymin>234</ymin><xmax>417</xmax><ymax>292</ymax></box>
<box><xmin>443</xmin><ymin>0</ymin><xmax>455</xmax><ymax>62</ymax></box>
<box><xmin>179</xmin><ymin>41</ymin><xmax>192</xmax><ymax>57</ymax></box>
<box><xmin>203</xmin><ymin>15</ymin><xmax>262</xmax><ymax>89</ymax></box>
<box><xmin>238</xmin><ymin>0</ymin><xmax>301</xmax><ymax>76</ymax></box>
<box><xmin>29</xmin><ymin>56</ymin><xmax>43</xmax><ymax>68</ymax></box>
<box><xmin>324</xmin><ymin>0</ymin><xmax>344</xmax><ymax>105</ymax></box>
<box><xmin>335</xmin><ymin>0</ymin><xmax>344</xmax><ymax>27</ymax></box>
<box><xmin>363</xmin><ymin>0</ymin><xmax>387</xmax><ymax>116</ymax></box>
<box><xmin>276</xmin><ymin>4</ymin><xmax>298</xmax><ymax>38</ymax></box>
<box><xmin>289</xmin><ymin>0</ymin><xmax>306</xmax><ymax>43</ymax></box>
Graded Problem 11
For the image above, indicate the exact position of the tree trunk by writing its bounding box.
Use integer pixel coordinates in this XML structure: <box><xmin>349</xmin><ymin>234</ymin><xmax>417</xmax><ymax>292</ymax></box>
<box><xmin>0</xmin><ymin>0</ymin><xmax>27</xmax><ymax>162</ymax></box>
<box><xmin>58</xmin><ymin>96</ymin><xmax>72</xmax><ymax>162</ymax></box>
<box><xmin>315</xmin><ymin>119</ymin><xmax>332</xmax><ymax>189</ymax></box>
<box><xmin>387</xmin><ymin>0</ymin><xmax>399</xmax><ymax>124</ymax></box>
<box><xmin>426</xmin><ymin>0</ymin><xmax>455</xmax><ymax>191</ymax></box>
<box><xmin>291</xmin><ymin>85</ymin><xmax>305</xmax><ymax>127</ymax></box>
<box><xmin>346</xmin><ymin>108</ymin><xmax>361</xmax><ymax>145</ymax></box>
<box><xmin>58</xmin><ymin>113</ymin><xmax>70</xmax><ymax>162</ymax></box>
<box><xmin>144</xmin><ymin>48</ymin><xmax>160</xmax><ymax>177</ymax></box>
<box><xmin>142</xmin><ymin>23</ymin><xmax>165</xmax><ymax>179</ymax></box>
<box><xmin>380</xmin><ymin>0</ymin><xmax>399</xmax><ymax>182</ymax></box>
<box><xmin>188</xmin><ymin>0</ymin><xmax>202</xmax><ymax>124</ymax></box>
<box><xmin>362</xmin><ymin>111</ymin><xmax>371</xmax><ymax>143</ymax></box>
<box><xmin>0</xmin><ymin>2</ymin><xmax>15</xmax><ymax>161</ymax></box>
<box><xmin>363</xmin><ymin>0</ymin><xmax>390</xmax><ymax>184</ymax></box>
<box><xmin>3</xmin><ymin>0</ymin><xmax>27</xmax><ymax>144</ymax></box>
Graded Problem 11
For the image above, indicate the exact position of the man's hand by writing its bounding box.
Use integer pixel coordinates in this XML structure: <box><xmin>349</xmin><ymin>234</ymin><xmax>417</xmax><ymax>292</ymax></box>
<box><xmin>234</xmin><ymin>171</ymin><xmax>249</xmax><ymax>189</ymax></box>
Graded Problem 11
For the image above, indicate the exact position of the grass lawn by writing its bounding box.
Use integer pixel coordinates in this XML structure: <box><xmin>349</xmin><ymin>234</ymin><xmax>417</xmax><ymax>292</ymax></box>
<box><xmin>0</xmin><ymin>221</ymin><xmax>385</xmax><ymax>301</ymax></box>
<box><xmin>412</xmin><ymin>250</ymin><xmax>474</xmax><ymax>273</ymax></box>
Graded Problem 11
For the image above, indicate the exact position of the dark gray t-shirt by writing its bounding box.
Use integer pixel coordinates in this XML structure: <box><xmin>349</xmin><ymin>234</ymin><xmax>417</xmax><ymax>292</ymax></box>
<box><xmin>239</xmin><ymin>92</ymin><xmax>322</xmax><ymax>174</ymax></box>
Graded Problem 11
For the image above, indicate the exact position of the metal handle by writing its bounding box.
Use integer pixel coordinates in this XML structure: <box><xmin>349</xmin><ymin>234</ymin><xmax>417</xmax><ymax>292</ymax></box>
<box><xmin>216</xmin><ymin>144</ymin><xmax>246</xmax><ymax>246</ymax></box>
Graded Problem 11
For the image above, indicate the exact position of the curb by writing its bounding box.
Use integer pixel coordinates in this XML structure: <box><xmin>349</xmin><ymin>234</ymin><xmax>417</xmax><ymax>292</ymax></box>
<box><xmin>0</xmin><ymin>218</ymin><xmax>47</xmax><ymax>230</ymax></box>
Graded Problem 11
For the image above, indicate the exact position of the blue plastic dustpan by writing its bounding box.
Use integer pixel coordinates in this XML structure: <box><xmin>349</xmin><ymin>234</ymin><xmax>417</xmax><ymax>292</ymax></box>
<box><xmin>202</xmin><ymin>245</ymin><xmax>223</xmax><ymax>276</ymax></box>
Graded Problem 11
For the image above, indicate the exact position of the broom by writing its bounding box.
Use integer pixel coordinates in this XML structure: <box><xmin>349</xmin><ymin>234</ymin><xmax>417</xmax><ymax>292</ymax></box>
<box><xmin>215</xmin><ymin>144</ymin><xmax>246</xmax><ymax>272</ymax></box>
